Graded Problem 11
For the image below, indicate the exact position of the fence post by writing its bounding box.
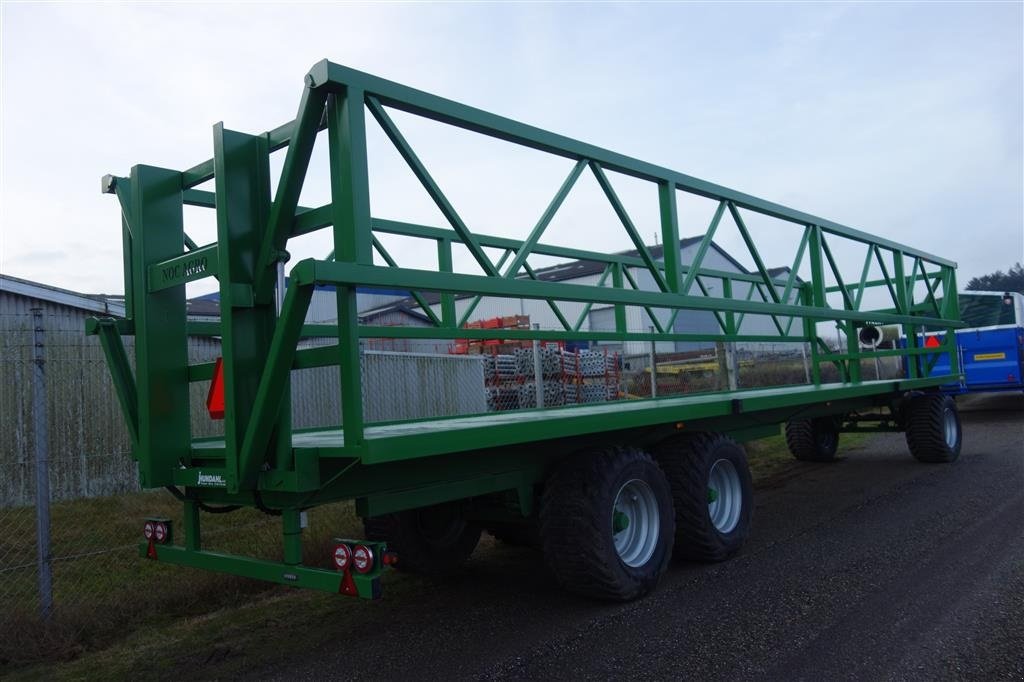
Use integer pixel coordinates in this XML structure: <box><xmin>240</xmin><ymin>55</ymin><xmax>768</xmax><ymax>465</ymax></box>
<box><xmin>532</xmin><ymin>324</ymin><xmax>543</xmax><ymax>408</ymax></box>
<box><xmin>31</xmin><ymin>308</ymin><xmax>53</xmax><ymax>622</ymax></box>
<box><xmin>648</xmin><ymin>326</ymin><xmax>657</xmax><ymax>398</ymax></box>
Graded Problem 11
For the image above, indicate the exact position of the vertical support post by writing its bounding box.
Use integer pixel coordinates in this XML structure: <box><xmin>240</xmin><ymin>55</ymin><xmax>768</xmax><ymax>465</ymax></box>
<box><xmin>31</xmin><ymin>308</ymin><xmax>52</xmax><ymax>622</ymax></box>
<box><xmin>648</xmin><ymin>326</ymin><xmax>657</xmax><ymax>398</ymax></box>
<box><xmin>658</xmin><ymin>181</ymin><xmax>681</xmax><ymax>293</ymax></box>
<box><xmin>438</xmin><ymin>238</ymin><xmax>455</xmax><ymax>327</ymax></box>
<box><xmin>183</xmin><ymin>499</ymin><xmax>201</xmax><ymax>551</ymax></box>
<box><xmin>845</xmin><ymin>320</ymin><xmax>862</xmax><ymax>384</ymax></box>
<box><xmin>800</xmin><ymin>341</ymin><xmax>811</xmax><ymax>384</ymax></box>
<box><xmin>894</xmin><ymin>251</ymin><xmax>919</xmax><ymax>379</ymax></box>
<box><xmin>533</xmin><ymin>323</ymin><xmax>544</xmax><ymax>409</ymax></box>
<box><xmin>722</xmin><ymin>278</ymin><xmax>736</xmax><ymax>336</ymax></box>
<box><xmin>130</xmin><ymin>165</ymin><xmax>190</xmax><ymax>487</ymax></box>
<box><xmin>944</xmin><ymin>266</ymin><xmax>961</xmax><ymax>377</ymax></box>
<box><xmin>274</xmin><ymin>261</ymin><xmax>293</xmax><ymax>471</ymax></box>
<box><xmin>328</xmin><ymin>88</ymin><xmax>373</xmax><ymax>448</ymax></box>
<box><xmin>282</xmin><ymin>509</ymin><xmax>303</xmax><ymax>566</ymax></box>
<box><xmin>213</xmin><ymin>126</ymin><xmax>282</xmax><ymax>492</ymax></box>
<box><xmin>612</xmin><ymin>263</ymin><xmax>626</xmax><ymax>334</ymax></box>
<box><xmin>801</xmin><ymin>284</ymin><xmax>822</xmax><ymax>385</ymax></box>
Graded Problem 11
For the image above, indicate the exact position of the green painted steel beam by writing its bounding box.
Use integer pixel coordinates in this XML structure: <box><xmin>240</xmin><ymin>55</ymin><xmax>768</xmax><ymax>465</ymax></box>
<box><xmin>366</xmin><ymin>95</ymin><xmax>498</xmax><ymax>277</ymax></box>
<box><xmin>292</xmin><ymin>211</ymin><xmax>801</xmax><ymax>289</ymax></box>
<box><xmin>142</xmin><ymin>543</ymin><xmax>382</xmax><ymax>599</ymax></box>
<box><xmin>94</xmin><ymin>319</ymin><xmax>139</xmax><ymax>448</ymax></box>
<box><xmin>255</xmin><ymin>76</ymin><xmax>328</xmax><ymax>301</ymax></box>
<box><xmin>147</xmin><ymin>243</ymin><xmax>219</xmax><ymax>292</ymax></box>
<box><xmin>235</xmin><ymin>280</ymin><xmax>314</xmax><ymax>491</ymax></box>
<box><xmin>307</xmin><ymin>60</ymin><xmax>954</xmax><ymax>268</ymax></box>
<box><xmin>309</xmin><ymin>259</ymin><xmax>960</xmax><ymax>328</ymax></box>
<box><xmin>129</xmin><ymin>165</ymin><xmax>191</xmax><ymax>488</ymax></box>
<box><xmin>503</xmin><ymin>159</ymin><xmax>587</xmax><ymax>279</ymax></box>
<box><xmin>327</xmin><ymin>88</ymin><xmax>373</xmax><ymax>450</ymax></box>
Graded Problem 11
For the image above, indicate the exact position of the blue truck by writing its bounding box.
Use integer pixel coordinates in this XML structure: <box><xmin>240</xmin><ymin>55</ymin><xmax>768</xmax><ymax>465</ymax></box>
<box><xmin>912</xmin><ymin>291</ymin><xmax>1024</xmax><ymax>394</ymax></box>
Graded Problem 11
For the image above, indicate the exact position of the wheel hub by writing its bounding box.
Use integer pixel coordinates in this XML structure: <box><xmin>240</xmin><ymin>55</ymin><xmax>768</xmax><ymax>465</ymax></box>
<box><xmin>707</xmin><ymin>459</ymin><xmax>742</xmax><ymax>534</ymax></box>
<box><xmin>612</xmin><ymin>479</ymin><xmax>660</xmax><ymax>568</ymax></box>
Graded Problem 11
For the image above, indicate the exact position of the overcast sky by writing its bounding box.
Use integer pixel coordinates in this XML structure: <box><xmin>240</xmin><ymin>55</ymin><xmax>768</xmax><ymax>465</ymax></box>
<box><xmin>2</xmin><ymin>2</ymin><xmax>1021</xmax><ymax>299</ymax></box>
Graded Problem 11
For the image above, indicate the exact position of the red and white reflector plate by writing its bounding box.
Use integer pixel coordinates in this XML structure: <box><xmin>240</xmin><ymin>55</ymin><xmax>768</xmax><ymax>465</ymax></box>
<box><xmin>352</xmin><ymin>545</ymin><xmax>374</xmax><ymax>573</ymax></box>
<box><xmin>332</xmin><ymin>544</ymin><xmax>352</xmax><ymax>571</ymax></box>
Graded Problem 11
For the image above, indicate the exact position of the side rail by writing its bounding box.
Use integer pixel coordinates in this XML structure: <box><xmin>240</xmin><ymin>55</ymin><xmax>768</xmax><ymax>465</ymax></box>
<box><xmin>91</xmin><ymin>60</ymin><xmax>962</xmax><ymax>495</ymax></box>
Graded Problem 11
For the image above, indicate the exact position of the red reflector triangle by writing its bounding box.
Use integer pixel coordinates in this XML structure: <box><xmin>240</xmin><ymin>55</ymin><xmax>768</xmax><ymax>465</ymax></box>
<box><xmin>206</xmin><ymin>357</ymin><xmax>226</xmax><ymax>420</ymax></box>
<box><xmin>339</xmin><ymin>569</ymin><xmax>358</xmax><ymax>596</ymax></box>
<box><xmin>925</xmin><ymin>336</ymin><xmax>941</xmax><ymax>348</ymax></box>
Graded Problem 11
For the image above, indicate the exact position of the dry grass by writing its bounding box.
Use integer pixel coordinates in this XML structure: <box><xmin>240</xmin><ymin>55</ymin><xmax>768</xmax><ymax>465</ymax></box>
<box><xmin>0</xmin><ymin>492</ymin><xmax>361</xmax><ymax>669</ymax></box>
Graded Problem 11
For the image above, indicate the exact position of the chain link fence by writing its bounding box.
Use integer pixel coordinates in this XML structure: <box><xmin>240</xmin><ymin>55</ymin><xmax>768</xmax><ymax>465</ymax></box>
<box><xmin>0</xmin><ymin>310</ymin><xmax>361</xmax><ymax>668</ymax></box>
<box><xmin>0</xmin><ymin>305</ymin><xmax>904</xmax><ymax>668</ymax></box>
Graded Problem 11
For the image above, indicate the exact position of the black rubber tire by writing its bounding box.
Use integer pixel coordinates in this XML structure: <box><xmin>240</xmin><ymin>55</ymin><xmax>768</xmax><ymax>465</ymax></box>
<box><xmin>538</xmin><ymin>446</ymin><xmax>674</xmax><ymax>602</ymax></box>
<box><xmin>785</xmin><ymin>417</ymin><xmax>841</xmax><ymax>462</ymax></box>
<box><xmin>654</xmin><ymin>433</ymin><xmax>753</xmax><ymax>563</ymax></box>
<box><xmin>363</xmin><ymin>502</ymin><xmax>482</xmax><ymax>577</ymax></box>
<box><xmin>486</xmin><ymin>522</ymin><xmax>540</xmax><ymax>548</ymax></box>
<box><xmin>905</xmin><ymin>394</ymin><xmax>962</xmax><ymax>463</ymax></box>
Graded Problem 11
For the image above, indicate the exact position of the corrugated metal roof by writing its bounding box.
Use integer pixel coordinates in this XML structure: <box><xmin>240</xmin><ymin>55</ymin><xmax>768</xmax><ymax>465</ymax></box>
<box><xmin>0</xmin><ymin>274</ymin><xmax>125</xmax><ymax>316</ymax></box>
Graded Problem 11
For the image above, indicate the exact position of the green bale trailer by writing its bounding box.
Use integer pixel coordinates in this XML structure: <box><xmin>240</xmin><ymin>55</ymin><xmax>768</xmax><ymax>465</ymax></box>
<box><xmin>90</xmin><ymin>60</ymin><xmax>964</xmax><ymax>601</ymax></box>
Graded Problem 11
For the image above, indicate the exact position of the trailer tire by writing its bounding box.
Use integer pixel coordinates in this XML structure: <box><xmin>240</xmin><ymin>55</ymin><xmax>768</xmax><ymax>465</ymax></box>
<box><xmin>905</xmin><ymin>394</ymin><xmax>962</xmax><ymax>463</ymax></box>
<box><xmin>363</xmin><ymin>502</ymin><xmax>482</xmax><ymax>577</ymax></box>
<box><xmin>539</xmin><ymin>446</ymin><xmax>674</xmax><ymax>601</ymax></box>
<box><xmin>785</xmin><ymin>418</ymin><xmax>840</xmax><ymax>462</ymax></box>
<box><xmin>654</xmin><ymin>433</ymin><xmax>752</xmax><ymax>563</ymax></box>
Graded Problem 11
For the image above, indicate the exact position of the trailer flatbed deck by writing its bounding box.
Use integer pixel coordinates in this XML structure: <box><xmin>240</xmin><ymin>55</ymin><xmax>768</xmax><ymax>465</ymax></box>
<box><xmin>192</xmin><ymin>377</ymin><xmax>940</xmax><ymax>464</ymax></box>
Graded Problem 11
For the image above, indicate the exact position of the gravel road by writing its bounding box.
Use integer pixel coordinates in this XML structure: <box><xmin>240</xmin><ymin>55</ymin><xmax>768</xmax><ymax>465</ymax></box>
<box><xmin>266</xmin><ymin>392</ymin><xmax>1023</xmax><ymax>681</ymax></box>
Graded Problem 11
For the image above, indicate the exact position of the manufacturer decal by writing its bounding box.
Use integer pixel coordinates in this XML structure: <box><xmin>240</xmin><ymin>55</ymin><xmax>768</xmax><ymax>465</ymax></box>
<box><xmin>196</xmin><ymin>471</ymin><xmax>227</xmax><ymax>487</ymax></box>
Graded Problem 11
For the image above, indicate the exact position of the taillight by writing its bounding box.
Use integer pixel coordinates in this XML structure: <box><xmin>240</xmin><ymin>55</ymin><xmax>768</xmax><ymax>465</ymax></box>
<box><xmin>332</xmin><ymin>543</ymin><xmax>352</xmax><ymax>571</ymax></box>
<box><xmin>153</xmin><ymin>521</ymin><xmax>168</xmax><ymax>543</ymax></box>
<box><xmin>352</xmin><ymin>544</ymin><xmax>374</xmax><ymax>573</ymax></box>
<box><xmin>143</xmin><ymin>521</ymin><xmax>155</xmax><ymax>540</ymax></box>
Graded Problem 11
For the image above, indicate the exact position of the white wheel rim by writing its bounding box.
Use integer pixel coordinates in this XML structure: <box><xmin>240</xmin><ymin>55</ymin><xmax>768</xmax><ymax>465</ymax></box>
<box><xmin>707</xmin><ymin>459</ymin><xmax>743</xmax><ymax>534</ymax></box>
<box><xmin>943</xmin><ymin>409</ymin><xmax>958</xmax><ymax>449</ymax></box>
<box><xmin>612</xmin><ymin>479</ymin><xmax>660</xmax><ymax>568</ymax></box>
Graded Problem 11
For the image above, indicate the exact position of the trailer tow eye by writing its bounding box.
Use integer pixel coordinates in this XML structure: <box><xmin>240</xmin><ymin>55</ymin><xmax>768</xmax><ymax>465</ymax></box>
<box><xmin>612</xmin><ymin>510</ymin><xmax>630</xmax><ymax>533</ymax></box>
<box><xmin>707</xmin><ymin>488</ymin><xmax>719</xmax><ymax>504</ymax></box>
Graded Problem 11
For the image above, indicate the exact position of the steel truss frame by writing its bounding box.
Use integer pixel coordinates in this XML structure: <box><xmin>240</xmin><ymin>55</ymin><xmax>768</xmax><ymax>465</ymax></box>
<box><xmin>90</xmin><ymin>61</ymin><xmax>961</xmax><ymax>594</ymax></box>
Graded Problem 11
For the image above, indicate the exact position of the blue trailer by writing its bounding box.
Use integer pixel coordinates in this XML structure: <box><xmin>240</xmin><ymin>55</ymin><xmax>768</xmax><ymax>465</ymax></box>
<box><xmin>910</xmin><ymin>291</ymin><xmax>1024</xmax><ymax>394</ymax></box>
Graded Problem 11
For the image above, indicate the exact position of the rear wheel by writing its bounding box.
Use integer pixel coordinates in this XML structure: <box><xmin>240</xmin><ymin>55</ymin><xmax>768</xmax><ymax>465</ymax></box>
<box><xmin>363</xmin><ymin>502</ymin><xmax>482</xmax><ymax>576</ymax></box>
<box><xmin>785</xmin><ymin>417</ymin><xmax>840</xmax><ymax>462</ymax></box>
<box><xmin>654</xmin><ymin>433</ymin><xmax>753</xmax><ymax>562</ymax></box>
<box><xmin>539</xmin><ymin>446</ymin><xmax>674</xmax><ymax>601</ymax></box>
<box><xmin>905</xmin><ymin>394</ymin><xmax>962</xmax><ymax>463</ymax></box>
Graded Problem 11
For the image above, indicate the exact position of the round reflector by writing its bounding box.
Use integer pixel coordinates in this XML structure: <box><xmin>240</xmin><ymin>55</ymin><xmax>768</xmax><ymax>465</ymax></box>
<box><xmin>154</xmin><ymin>522</ymin><xmax>168</xmax><ymax>543</ymax></box>
<box><xmin>352</xmin><ymin>544</ymin><xmax>374</xmax><ymax>574</ymax></box>
<box><xmin>143</xmin><ymin>521</ymin><xmax>155</xmax><ymax>540</ymax></box>
<box><xmin>332</xmin><ymin>544</ymin><xmax>352</xmax><ymax>571</ymax></box>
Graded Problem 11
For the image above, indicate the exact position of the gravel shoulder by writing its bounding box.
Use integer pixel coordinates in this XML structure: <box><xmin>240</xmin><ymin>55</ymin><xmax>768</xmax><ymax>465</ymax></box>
<box><xmin>263</xmin><ymin>392</ymin><xmax>1023</xmax><ymax>681</ymax></box>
